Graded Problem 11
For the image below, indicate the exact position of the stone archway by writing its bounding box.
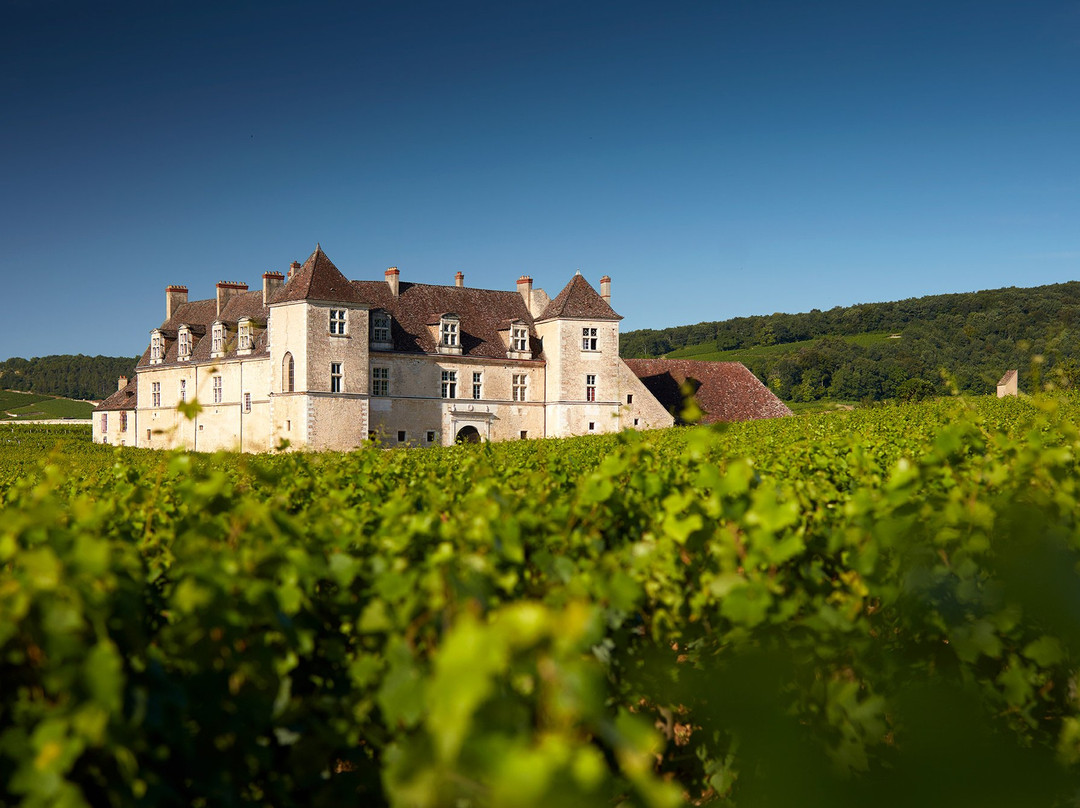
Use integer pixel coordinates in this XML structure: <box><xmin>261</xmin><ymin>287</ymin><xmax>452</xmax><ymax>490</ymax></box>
<box><xmin>455</xmin><ymin>425</ymin><xmax>481</xmax><ymax>444</ymax></box>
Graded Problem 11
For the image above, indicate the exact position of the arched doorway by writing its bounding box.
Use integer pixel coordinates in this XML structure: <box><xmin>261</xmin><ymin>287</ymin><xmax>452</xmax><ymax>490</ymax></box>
<box><xmin>455</xmin><ymin>425</ymin><xmax>481</xmax><ymax>444</ymax></box>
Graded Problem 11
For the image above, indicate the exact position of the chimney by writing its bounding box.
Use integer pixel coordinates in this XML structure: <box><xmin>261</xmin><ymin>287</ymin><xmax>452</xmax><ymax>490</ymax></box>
<box><xmin>288</xmin><ymin>261</ymin><xmax>301</xmax><ymax>281</ymax></box>
<box><xmin>216</xmin><ymin>281</ymin><xmax>249</xmax><ymax>317</ymax></box>
<box><xmin>455</xmin><ymin>271</ymin><xmax>464</xmax><ymax>288</ymax></box>
<box><xmin>117</xmin><ymin>376</ymin><xmax>128</xmax><ymax>392</ymax></box>
<box><xmin>386</xmin><ymin>266</ymin><xmax>400</xmax><ymax>297</ymax></box>
<box><xmin>166</xmin><ymin>285</ymin><xmax>188</xmax><ymax>321</ymax></box>
<box><xmin>517</xmin><ymin>275</ymin><xmax>533</xmax><ymax>309</ymax></box>
<box><xmin>263</xmin><ymin>271</ymin><xmax>285</xmax><ymax>305</ymax></box>
<box><xmin>600</xmin><ymin>275</ymin><xmax>611</xmax><ymax>304</ymax></box>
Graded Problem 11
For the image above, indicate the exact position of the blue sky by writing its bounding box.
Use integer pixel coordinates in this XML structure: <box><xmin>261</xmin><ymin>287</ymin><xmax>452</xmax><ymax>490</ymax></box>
<box><xmin>2</xmin><ymin>0</ymin><xmax>1078</xmax><ymax>359</ymax></box>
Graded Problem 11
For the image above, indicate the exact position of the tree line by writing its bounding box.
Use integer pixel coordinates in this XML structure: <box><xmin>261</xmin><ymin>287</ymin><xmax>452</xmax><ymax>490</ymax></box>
<box><xmin>621</xmin><ymin>281</ymin><xmax>1080</xmax><ymax>402</ymax></box>
<box><xmin>0</xmin><ymin>355</ymin><xmax>140</xmax><ymax>400</ymax></box>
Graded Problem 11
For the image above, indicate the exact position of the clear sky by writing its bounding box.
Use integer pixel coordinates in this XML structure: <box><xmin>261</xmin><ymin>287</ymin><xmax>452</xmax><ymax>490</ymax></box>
<box><xmin>2</xmin><ymin>0</ymin><xmax>1078</xmax><ymax>359</ymax></box>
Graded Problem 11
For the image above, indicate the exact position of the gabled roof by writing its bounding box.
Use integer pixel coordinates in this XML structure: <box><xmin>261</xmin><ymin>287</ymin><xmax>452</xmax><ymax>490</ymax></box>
<box><xmin>624</xmin><ymin>359</ymin><xmax>792</xmax><ymax>424</ymax></box>
<box><xmin>538</xmin><ymin>273</ymin><xmax>621</xmax><ymax>321</ymax></box>
<box><xmin>271</xmin><ymin>245</ymin><xmax>366</xmax><ymax>305</ymax></box>
<box><xmin>94</xmin><ymin>377</ymin><xmax>138</xmax><ymax>412</ymax></box>
<box><xmin>354</xmin><ymin>281</ymin><xmax>543</xmax><ymax>360</ymax></box>
<box><xmin>997</xmin><ymin>369</ymin><xmax>1018</xmax><ymax>386</ymax></box>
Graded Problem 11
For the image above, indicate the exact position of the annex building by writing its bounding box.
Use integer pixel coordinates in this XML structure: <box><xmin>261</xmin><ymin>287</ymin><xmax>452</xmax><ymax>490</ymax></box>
<box><xmin>93</xmin><ymin>247</ymin><xmax>676</xmax><ymax>451</ymax></box>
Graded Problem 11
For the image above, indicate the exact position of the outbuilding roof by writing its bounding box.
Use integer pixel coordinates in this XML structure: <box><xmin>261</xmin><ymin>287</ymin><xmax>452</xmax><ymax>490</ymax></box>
<box><xmin>624</xmin><ymin>358</ymin><xmax>792</xmax><ymax>423</ymax></box>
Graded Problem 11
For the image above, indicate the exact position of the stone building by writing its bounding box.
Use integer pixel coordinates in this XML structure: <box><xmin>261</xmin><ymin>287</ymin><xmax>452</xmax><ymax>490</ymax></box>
<box><xmin>93</xmin><ymin>246</ymin><xmax>674</xmax><ymax>451</ymax></box>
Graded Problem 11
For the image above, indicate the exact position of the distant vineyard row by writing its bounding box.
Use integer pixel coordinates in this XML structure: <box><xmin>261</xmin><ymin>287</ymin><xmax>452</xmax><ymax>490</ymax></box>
<box><xmin>3</xmin><ymin>397</ymin><xmax>1080</xmax><ymax>805</ymax></box>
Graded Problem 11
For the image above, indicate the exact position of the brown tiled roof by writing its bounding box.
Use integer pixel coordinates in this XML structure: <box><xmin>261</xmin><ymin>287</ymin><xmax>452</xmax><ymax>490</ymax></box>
<box><xmin>354</xmin><ymin>281</ymin><xmax>542</xmax><ymax>360</ymax></box>
<box><xmin>137</xmin><ymin>290</ymin><xmax>270</xmax><ymax>369</ymax></box>
<box><xmin>997</xmin><ymin>369</ymin><xmax>1018</xmax><ymax>386</ymax></box>
<box><xmin>94</xmin><ymin>377</ymin><xmax>138</xmax><ymax>412</ymax></box>
<box><xmin>538</xmin><ymin>273</ymin><xmax>621</xmax><ymax>321</ymax></box>
<box><xmin>271</xmin><ymin>246</ymin><xmax>366</xmax><ymax>305</ymax></box>
<box><xmin>624</xmin><ymin>359</ymin><xmax>792</xmax><ymax>424</ymax></box>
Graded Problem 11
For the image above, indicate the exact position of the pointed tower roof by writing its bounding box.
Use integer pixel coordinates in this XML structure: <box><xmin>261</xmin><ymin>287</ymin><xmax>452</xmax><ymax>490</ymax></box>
<box><xmin>537</xmin><ymin>273</ymin><xmax>621</xmax><ymax>321</ymax></box>
<box><xmin>271</xmin><ymin>245</ymin><xmax>366</xmax><ymax>305</ymax></box>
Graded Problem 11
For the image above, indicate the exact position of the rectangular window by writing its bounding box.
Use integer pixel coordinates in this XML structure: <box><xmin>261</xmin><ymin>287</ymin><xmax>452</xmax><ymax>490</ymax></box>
<box><xmin>212</xmin><ymin>325</ymin><xmax>224</xmax><ymax>354</ymax></box>
<box><xmin>330</xmin><ymin>362</ymin><xmax>343</xmax><ymax>393</ymax></box>
<box><xmin>512</xmin><ymin>374</ymin><xmax>527</xmax><ymax>402</ymax></box>
<box><xmin>152</xmin><ymin>382</ymin><xmax>161</xmax><ymax>407</ymax></box>
<box><xmin>372</xmin><ymin>367</ymin><xmax>389</xmax><ymax>397</ymax></box>
<box><xmin>472</xmin><ymin>371</ymin><xmax>482</xmax><ymax>400</ymax></box>
<box><xmin>586</xmin><ymin>374</ymin><xmax>596</xmax><ymax>402</ymax></box>
<box><xmin>179</xmin><ymin>379</ymin><xmax>186</xmax><ymax>402</ymax></box>
<box><xmin>238</xmin><ymin>322</ymin><xmax>253</xmax><ymax>350</ymax></box>
<box><xmin>512</xmin><ymin>325</ymin><xmax>528</xmax><ymax>352</ymax></box>
<box><xmin>634</xmin><ymin>418</ymin><xmax>640</xmax><ymax>426</ymax></box>
<box><xmin>244</xmin><ymin>392</ymin><xmax>251</xmax><ymax>413</ymax></box>
<box><xmin>582</xmin><ymin>327</ymin><xmax>598</xmax><ymax>351</ymax></box>
<box><xmin>426</xmin><ymin>430</ymin><xmax>436</xmax><ymax>443</ymax></box>
<box><xmin>627</xmin><ymin>394</ymin><xmax>633</xmax><ymax>404</ymax></box>
<box><xmin>147</xmin><ymin>428</ymin><xmax>151</xmax><ymax>441</ymax></box>
<box><xmin>441</xmin><ymin>319</ymin><xmax>458</xmax><ymax>347</ymax></box>
<box><xmin>179</xmin><ymin>330</ymin><xmax>191</xmax><ymax>359</ymax></box>
<box><xmin>213</xmin><ymin>375</ymin><xmax>222</xmax><ymax>404</ymax></box>
<box><xmin>397</xmin><ymin>430</ymin><xmax>406</xmax><ymax>443</ymax></box>
<box><xmin>520</xmin><ymin>430</ymin><xmax>528</xmax><ymax>440</ymax></box>
<box><xmin>120</xmin><ymin>412</ymin><xmax>127</xmax><ymax>432</ymax></box>
<box><xmin>101</xmin><ymin>413</ymin><xmax>107</xmax><ymax>433</ymax></box>
<box><xmin>588</xmin><ymin>422</ymin><xmax>595</xmax><ymax>432</ymax></box>
<box><xmin>329</xmin><ymin>309</ymin><xmax>346</xmax><ymax>335</ymax></box>
<box><xmin>150</xmin><ymin>333</ymin><xmax>163</xmax><ymax>363</ymax></box>
<box><xmin>372</xmin><ymin>313</ymin><xmax>391</xmax><ymax>342</ymax></box>
<box><xmin>441</xmin><ymin>370</ymin><xmax>457</xmax><ymax>399</ymax></box>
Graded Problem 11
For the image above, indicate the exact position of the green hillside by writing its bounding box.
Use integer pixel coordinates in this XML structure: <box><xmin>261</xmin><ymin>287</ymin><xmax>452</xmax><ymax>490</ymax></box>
<box><xmin>0</xmin><ymin>389</ymin><xmax>94</xmax><ymax>421</ymax></box>
<box><xmin>0</xmin><ymin>354</ymin><xmax>139</xmax><ymax>400</ymax></box>
<box><xmin>622</xmin><ymin>281</ymin><xmax>1080</xmax><ymax>403</ymax></box>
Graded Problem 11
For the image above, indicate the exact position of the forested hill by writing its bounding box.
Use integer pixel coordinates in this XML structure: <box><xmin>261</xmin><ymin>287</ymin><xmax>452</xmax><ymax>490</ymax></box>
<box><xmin>620</xmin><ymin>281</ymin><xmax>1080</xmax><ymax>403</ymax></box>
<box><xmin>0</xmin><ymin>355</ymin><xmax>140</xmax><ymax>400</ymax></box>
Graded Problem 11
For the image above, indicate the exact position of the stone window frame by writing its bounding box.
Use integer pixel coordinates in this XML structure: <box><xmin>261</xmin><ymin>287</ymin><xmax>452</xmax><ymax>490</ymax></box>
<box><xmin>441</xmin><ymin>369</ymin><xmax>457</xmax><ymax>399</ymax></box>
<box><xmin>582</xmin><ymin>327</ymin><xmax>598</xmax><ymax>351</ymax></box>
<box><xmin>512</xmin><ymin>373</ymin><xmax>528</xmax><ymax>402</ymax></box>
<box><xmin>329</xmin><ymin>309</ymin><xmax>347</xmax><ymax>336</ymax></box>
<box><xmin>213</xmin><ymin>375</ymin><xmax>223</xmax><ymax>404</ymax></box>
<box><xmin>371</xmin><ymin>311</ymin><xmax>392</xmax><ymax>345</ymax></box>
<box><xmin>511</xmin><ymin>324</ymin><xmax>528</xmax><ymax>352</ymax></box>
<box><xmin>372</xmin><ymin>366</ymin><xmax>389</xmax><ymax>397</ymax></box>
<box><xmin>178</xmin><ymin>326</ymin><xmax>192</xmax><ymax>361</ymax></box>
<box><xmin>120</xmin><ymin>411</ymin><xmax>127</xmax><ymax>432</ymax></box>
<box><xmin>330</xmin><ymin>362</ymin><xmax>343</xmax><ymax>394</ymax></box>
<box><xmin>283</xmin><ymin>353</ymin><xmax>295</xmax><ymax>392</ymax></box>
<box><xmin>150</xmin><ymin>330</ymin><xmax>164</xmax><ymax>364</ymax></box>
<box><xmin>244</xmin><ymin>392</ymin><xmax>252</xmax><ymax>413</ymax></box>
<box><xmin>440</xmin><ymin>315</ymin><xmax>459</xmax><ymax>348</ymax></box>
<box><xmin>472</xmin><ymin>371</ymin><xmax>483</xmax><ymax>400</ymax></box>
<box><xmin>585</xmin><ymin>374</ymin><xmax>596</xmax><ymax>402</ymax></box>
<box><xmin>211</xmin><ymin>322</ymin><xmax>226</xmax><ymax>357</ymax></box>
<box><xmin>238</xmin><ymin>318</ymin><xmax>254</xmax><ymax>353</ymax></box>
<box><xmin>151</xmin><ymin>381</ymin><xmax>161</xmax><ymax>407</ymax></box>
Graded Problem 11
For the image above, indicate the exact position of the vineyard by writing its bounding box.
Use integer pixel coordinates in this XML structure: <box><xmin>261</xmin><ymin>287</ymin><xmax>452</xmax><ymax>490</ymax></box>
<box><xmin>3</xmin><ymin>397</ymin><xmax>1080</xmax><ymax>806</ymax></box>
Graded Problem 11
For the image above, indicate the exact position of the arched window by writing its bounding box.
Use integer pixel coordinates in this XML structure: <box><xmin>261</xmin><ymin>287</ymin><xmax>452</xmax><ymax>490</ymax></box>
<box><xmin>283</xmin><ymin>352</ymin><xmax>294</xmax><ymax>392</ymax></box>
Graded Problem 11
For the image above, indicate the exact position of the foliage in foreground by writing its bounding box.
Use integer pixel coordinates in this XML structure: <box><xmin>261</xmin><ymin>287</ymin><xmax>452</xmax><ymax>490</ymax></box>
<box><xmin>4</xmin><ymin>397</ymin><xmax>1080</xmax><ymax>805</ymax></box>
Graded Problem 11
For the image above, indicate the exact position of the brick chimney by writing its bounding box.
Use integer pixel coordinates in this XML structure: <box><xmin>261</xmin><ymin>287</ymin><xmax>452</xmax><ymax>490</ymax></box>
<box><xmin>216</xmin><ymin>281</ymin><xmax>248</xmax><ymax>317</ymax></box>
<box><xmin>455</xmin><ymin>271</ymin><xmax>464</xmax><ymax>288</ymax></box>
<box><xmin>263</xmin><ymin>271</ymin><xmax>285</xmax><ymax>305</ymax></box>
<box><xmin>386</xmin><ymin>267</ymin><xmax>400</xmax><ymax>297</ymax></box>
<box><xmin>117</xmin><ymin>376</ymin><xmax>128</xmax><ymax>392</ymax></box>
<box><xmin>287</xmin><ymin>261</ymin><xmax>301</xmax><ymax>281</ymax></box>
<box><xmin>517</xmin><ymin>275</ymin><xmax>533</xmax><ymax>310</ymax></box>
<box><xmin>600</xmin><ymin>275</ymin><xmax>611</xmax><ymax>304</ymax></box>
<box><xmin>166</xmin><ymin>285</ymin><xmax>188</xmax><ymax>321</ymax></box>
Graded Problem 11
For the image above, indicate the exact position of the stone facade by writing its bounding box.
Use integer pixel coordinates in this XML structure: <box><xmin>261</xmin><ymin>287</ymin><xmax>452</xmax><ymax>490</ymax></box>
<box><xmin>93</xmin><ymin>247</ymin><xmax>675</xmax><ymax>451</ymax></box>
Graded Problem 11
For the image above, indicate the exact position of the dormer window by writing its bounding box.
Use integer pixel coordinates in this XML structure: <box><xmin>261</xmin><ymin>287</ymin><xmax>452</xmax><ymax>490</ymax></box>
<box><xmin>178</xmin><ymin>326</ymin><xmax>192</xmax><ymax>361</ymax></box>
<box><xmin>150</xmin><ymin>330</ymin><xmax>164</xmax><ymax>364</ymax></box>
<box><xmin>238</xmin><ymin>318</ymin><xmax>254</xmax><ymax>354</ymax></box>
<box><xmin>371</xmin><ymin>311</ymin><xmax>392</xmax><ymax>349</ymax></box>
<box><xmin>440</xmin><ymin>316</ymin><xmax>458</xmax><ymax>347</ymax></box>
<box><xmin>211</xmin><ymin>323</ymin><xmax>226</xmax><ymax>357</ymax></box>
<box><xmin>512</xmin><ymin>324</ymin><xmax>528</xmax><ymax>352</ymax></box>
<box><xmin>436</xmin><ymin>314</ymin><xmax>462</xmax><ymax>356</ymax></box>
